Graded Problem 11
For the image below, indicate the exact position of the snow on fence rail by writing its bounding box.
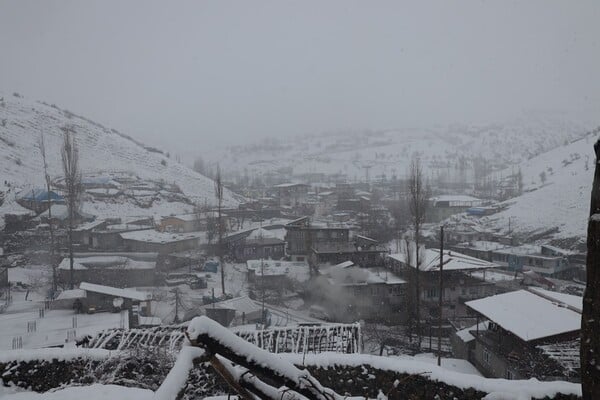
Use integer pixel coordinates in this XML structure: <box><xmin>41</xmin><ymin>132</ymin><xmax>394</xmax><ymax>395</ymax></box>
<box><xmin>235</xmin><ymin>323</ymin><xmax>362</xmax><ymax>354</ymax></box>
<box><xmin>87</xmin><ymin>326</ymin><xmax>186</xmax><ymax>351</ymax></box>
<box><xmin>87</xmin><ymin>322</ymin><xmax>362</xmax><ymax>354</ymax></box>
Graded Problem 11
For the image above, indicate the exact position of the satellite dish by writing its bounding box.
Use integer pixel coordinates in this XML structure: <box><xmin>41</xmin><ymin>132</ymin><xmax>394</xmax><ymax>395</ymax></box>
<box><xmin>113</xmin><ymin>297</ymin><xmax>124</xmax><ymax>308</ymax></box>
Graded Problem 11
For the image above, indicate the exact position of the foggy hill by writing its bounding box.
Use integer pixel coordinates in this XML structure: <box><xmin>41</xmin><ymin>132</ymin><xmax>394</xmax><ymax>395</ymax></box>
<box><xmin>0</xmin><ymin>92</ymin><xmax>239</xmax><ymax>223</ymax></box>
<box><xmin>205</xmin><ymin>112</ymin><xmax>592</xmax><ymax>183</ymax></box>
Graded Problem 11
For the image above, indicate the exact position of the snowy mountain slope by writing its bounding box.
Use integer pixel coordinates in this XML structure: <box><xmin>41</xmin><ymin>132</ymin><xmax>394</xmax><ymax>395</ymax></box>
<box><xmin>0</xmin><ymin>93</ymin><xmax>238</xmax><ymax>221</ymax></box>
<box><xmin>205</xmin><ymin>112</ymin><xmax>592</xmax><ymax>183</ymax></box>
<box><xmin>455</xmin><ymin>129</ymin><xmax>600</xmax><ymax>244</ymax></box>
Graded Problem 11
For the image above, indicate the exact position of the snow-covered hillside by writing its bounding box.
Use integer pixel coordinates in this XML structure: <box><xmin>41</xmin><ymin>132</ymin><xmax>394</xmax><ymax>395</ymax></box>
<box><xmin>0</xmin><ymin>93</ymin><xmax>239</xmax><ymax>222</ymax></box>
<box><xmin>204</xmin><ymin>112</ymin><xmax>592</xmax><ymax>183</ymax></box>
<box><xmin>451</xmin><ymin>129</ymin><xmax>600</xmax><ymax>245</ymax></box>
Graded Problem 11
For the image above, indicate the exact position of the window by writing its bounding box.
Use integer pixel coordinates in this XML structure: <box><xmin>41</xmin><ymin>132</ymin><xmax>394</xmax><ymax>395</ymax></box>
<box><xmin>483</xmin><ymin>349</ymin><xmax>491</xmax><ymax>365</ymax></box>
<box><xmin>426</xmin><ymin>288</ymin><xmax>438</xmax><ymax>298</ymax></box>
<box><xmin>505</xmin><ymin>369</ymin><xmax>514</xmax><ymax>380</ymax></box>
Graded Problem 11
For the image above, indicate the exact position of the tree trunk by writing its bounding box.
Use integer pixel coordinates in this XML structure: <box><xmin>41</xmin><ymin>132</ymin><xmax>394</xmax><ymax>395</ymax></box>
<box><xmin>415</xmin><ymin>224</ymin><xmax>421</xmax><ymax>348</ymax></box>
<box><xmin>582</xmin><ymin>139</ymin><xmax>600</xmax><ymax>400</ymax></box>
<box><xmin>46</xmin><ymin>181</ymin><xmax>56</xmax><ymax>294</ymax></box>
<box><xmin>69</xmin><ymin>214</ymin><xmax>74</xmax><ymax>290</ymax></box>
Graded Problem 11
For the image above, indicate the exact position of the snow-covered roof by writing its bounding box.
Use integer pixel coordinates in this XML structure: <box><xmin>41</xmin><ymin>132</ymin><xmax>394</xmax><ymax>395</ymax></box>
<box><xmin>388</xmin><ymin>249</ymin><xmax>498</xmax><ymax>272</ymax></box>
<box><xmin>455</xmin><ymin>321</ymin><xmax>489</xmax><ymax>343</ymax></box>
<box><xmin>74</xmin><ymin>220</ymin><xmax>107</xmax><ymax>232</ymax></box>
<box><xmin>528</xmin><ymin>287</ymin><xmax>583</xmax><ymax>313</ymax></box>
<box><xmin>465</xmin><ymin>290</ymin><xmax>581</xmax><ymax>342</ymax></box>
<box><xmin>246</xmin><ymin>259</ymin><xmax>310</xmax><ymax>281</ymax></box>
<box><xmin>161</xmin><ymin>213</ymin><xmax>198</xmax><ymax>222</ymax></box>
<box><xmin>456</xmin><ymin>240</ymin><xmax>509</xmax><ymax>251</ymax></box>
<box><xmin>430</xmin><ymin>195</ymin><xmax>481</xmax><ymax>203</ymax></box>
<box><xmin>273</xmin><ymin>182</ymin><xmax>308</xmax><ymax>188</ymax></box>
<box><xmin>323</xmin><ymin>263</ymin><xmax>406</xmax><ymax>286</ymax></box>
<box><xmin>120</xmin><ymin>229</ymin><xmax>206</xmax><ymax>243</ymax></box>
<box><xmin>246</xmin><ymin>227</ymin><xmax>276</xmax><ymax>240</ymax></box>
<box><xmin>80</xmin><ymin>282</ymin><xmax>152</xmax><ymax>301</ymax></box>
<box><xmin>206</xmin><ymin>295</ymin><xmax>263</xmax><ymax>315</ymax></box>
<box><xmin>58</xmin><ymin>256</ymin><xmax>155</xmax><ymax>271</ymax></box>
<box><xmin>55</xmin><ymin>289</ymin><xmax>86</xmax><ymax>300</ymax></box>
<box><xmin>318</xmin><ymin>191</ymin><xmax>335</xmax><ymax>197</ymax></box>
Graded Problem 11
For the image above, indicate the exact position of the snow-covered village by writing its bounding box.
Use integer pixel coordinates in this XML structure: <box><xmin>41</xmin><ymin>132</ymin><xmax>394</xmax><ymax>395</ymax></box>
<box><xmin>1</xmin><ymin>2</ymin><xmax>600</xmax><ymax>400</ymax></box>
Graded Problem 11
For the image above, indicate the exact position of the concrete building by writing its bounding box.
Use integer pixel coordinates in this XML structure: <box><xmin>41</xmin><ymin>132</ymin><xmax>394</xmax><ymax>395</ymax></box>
<box><xmin>387</xmin><ymin>248</ymin><xmax>499</xmax><ymax>320</ymax></box>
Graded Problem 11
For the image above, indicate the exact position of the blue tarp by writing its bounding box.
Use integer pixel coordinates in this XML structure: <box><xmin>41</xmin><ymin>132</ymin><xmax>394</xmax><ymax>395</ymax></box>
<box><xmin>19</xmin><ymin>189</ymin><xmax>64</xmax><ymax>203</ymax></box>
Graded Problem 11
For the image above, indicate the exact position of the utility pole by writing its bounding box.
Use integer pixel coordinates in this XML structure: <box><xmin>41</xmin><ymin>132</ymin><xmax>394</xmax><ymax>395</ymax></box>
<box><xmin>437</xmin><ymin>225</ymin><xmax>444</xmax><ymax>367</ymax></box>
<box><xmin>173</xmin><ymin>287</ymin><xmax>180</xmax><ymax>323</ymax></box>
<box><xmin>261</xmin><ymin>258</ymin><xmax>265</xmax><ymax>329</ymax></box>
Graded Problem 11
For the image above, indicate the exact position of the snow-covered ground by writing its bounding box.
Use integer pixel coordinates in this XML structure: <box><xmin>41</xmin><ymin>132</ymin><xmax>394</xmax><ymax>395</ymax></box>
<box><xmin>1</xmin><ymin>384</ymin><xmax>153</xmax><ymax>400</ymax></box>
<box><xmin>409</xmin><ymin>353</ymin><xmax>482</xmax><ymax>376</ymax></box>
<box><xmin>0</xmin><ymin>309</ymin><xmax>128</xmax><ymax>351</ymax></box>
<box><xmin>452</xmin><ymin>131</ymin><xmax>598</xmax><ymax>243</ymax></box>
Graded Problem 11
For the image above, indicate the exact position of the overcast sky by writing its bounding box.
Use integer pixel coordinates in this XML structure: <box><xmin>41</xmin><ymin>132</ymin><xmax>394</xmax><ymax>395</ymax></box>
<box><xmin>1</xmin><ymin>0</ymin><xmax>599</xmax><ymax>159</ymax></box>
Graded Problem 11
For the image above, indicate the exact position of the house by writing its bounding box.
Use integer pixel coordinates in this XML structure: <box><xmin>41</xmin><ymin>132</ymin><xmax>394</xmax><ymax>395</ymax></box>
<box><xmin>428</xmin><ymin>195</ymin><xmax>485</xmax><ymax>222</ymax></box>
<box><xmin>311</xmin><ymin>235</ymin><xmax>388</xmax><ymax>267</ymax></box>
<box><xmin>284</xmin><ymin>217</ymin><xmax>350</xmax><ymax>261</ymax></box>
<box><xmin>57</xmin><ymin>255</ymin><xmax>157</xmax><ymax>287</ymax></box>
<box><xmin>223</xmin><ymin>220</ymin><xmax>288</xmax><ymax>261</ymax></box>
<box><xmin>160</xmin><ymin>250</ymin><xmax>206</xmax><ymax>271</ymax></box>
<box><xmin>72</xmin><ymin>220</ymin><xmax>109</xmax><ymax>246</ymax></box>
<box><xmin>78</xmin><ymin>282</ymin><xmax>153</xmax><ymax>327</ymax></box>
<box><xmin>488</xmin><ymin>244</ymin><xmax>573</xmax><ymax>278</ymax></box>
<box><xmin>120</xmin><ymin>230</ymin><xmax>207</xmax><ymax>254</ymax></box>
<box><xmin>233</xmin><ymin>228</ymin><xmax>285</xmax><ymax>262</ymax></box>
<box><xmin>88</xmin><ymin>223</ymin><xmax>152</xmax><ymax>250</ymax></box>
<box><xmin>464</xmin><ymin>289</ymin><xmax>581</xmax><ymax>381</ymax></box>
<box><xmin>313</xmin><ymin>261</ymin><xmax>407</xmax><ymax>323</ymax></box>
<box><xmin>246</xmin><ymin>259</ymin><xmax>310</xmax><ymax>290</ymax></box>
<box><xmin>272</xmin><ymin>183</ymin><xmax>309</xmax><ymax>208</ymax></box>
<box><xmin>158</xmin><ymin>213</ymin><xmax>202</xmax><ymax>233</ymax></box>
<box><xmin>387</xmin><ymin>248</ymin><xmax>499</xmax><ymax>320</ymax></box>
<box><xmin>449</xmin><ymin>241</ymin><xmax>511</xmax><ymax>263</ymax></box>
<box><xmin>198</xmin><ymin>295</ymin><xmax>264</xmax><ymax>327</ymax></box>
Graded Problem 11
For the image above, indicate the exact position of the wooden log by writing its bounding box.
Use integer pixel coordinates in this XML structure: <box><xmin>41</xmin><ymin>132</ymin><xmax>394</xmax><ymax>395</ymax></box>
<box><xmin>187</xmin><ymin>318</ymin><xmax>344</xmax><ymax>400</ymax></box>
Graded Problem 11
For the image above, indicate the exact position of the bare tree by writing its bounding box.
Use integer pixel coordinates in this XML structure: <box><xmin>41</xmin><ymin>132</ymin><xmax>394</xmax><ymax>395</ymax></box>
<box><xmin>38</xmin><ymin>133</ymin><xmax>57</xmax><ymax>294</ymax></box>
<box><xmin>214</xmin><ymin>164</ymin><xmax>226</xmax><ymax>295</ymax></box>
<box><xmin>61</xmin><ymin>126</ymin><xmax>82</xmax><ymax>290</ymax></box>
<box><xmin>582</xmin><ymin>139</ymin><xmax>600</xmax><ymax>400</ymax></box>
<box><xmin>407</xmin><ymin>156</ymin><xmax>429</xmax><ymax>347</ymax></box>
